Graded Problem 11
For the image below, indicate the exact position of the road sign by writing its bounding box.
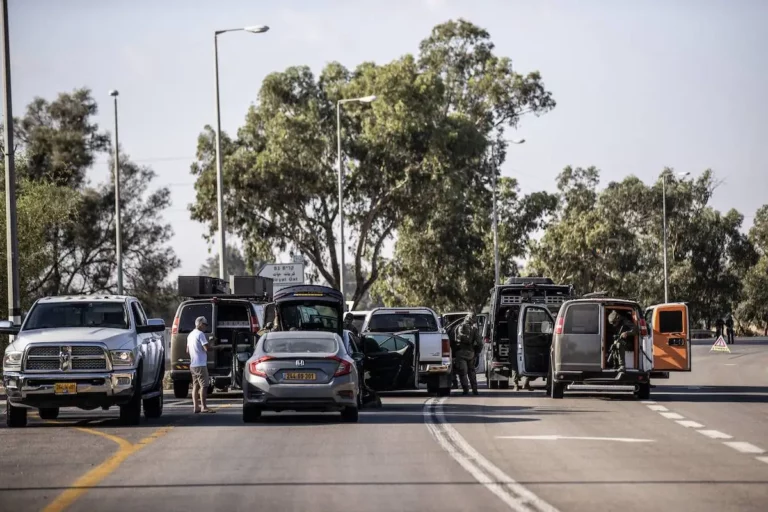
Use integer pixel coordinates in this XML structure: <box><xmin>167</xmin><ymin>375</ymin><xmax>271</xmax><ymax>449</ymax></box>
<box><xmin>710</xmin><ymin>336</ymin><xmax>731</xmax><ymax>353</ymax></box>
<box><xmin>258</xmin><ymin>263</ymin><xmax>305</xmax><ymax>291</ymax></box>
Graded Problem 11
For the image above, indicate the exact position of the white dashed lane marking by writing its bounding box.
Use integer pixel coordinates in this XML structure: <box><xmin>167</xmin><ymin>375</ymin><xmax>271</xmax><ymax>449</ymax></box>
<box><xmin>697</xmin><ymin>430</ymin><xmax>733</xmax><ymax>440</ymax></box>
<box><xmin>645</xmin><ymin>400</ymin><xmax>767</xmax><ymax>466</ymax></box>
<box><xmin>723</xmin><ymin>442</ymin><xmax>765</xmax><ymax>454</ymax></box>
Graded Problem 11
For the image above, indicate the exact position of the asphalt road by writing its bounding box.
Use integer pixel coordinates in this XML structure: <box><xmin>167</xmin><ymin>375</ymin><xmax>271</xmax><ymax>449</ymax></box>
<box><xmin>1</xmin><ymin>338</ymin><xmax>766</xmax><ymax>512</ymax></box>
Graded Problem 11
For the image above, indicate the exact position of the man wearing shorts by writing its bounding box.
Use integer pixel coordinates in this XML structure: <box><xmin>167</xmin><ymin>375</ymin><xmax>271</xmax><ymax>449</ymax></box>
<box><xmin>187</xmin><ymin>316</ymin><xmax>215</xmax><ymax>414</ymax></box>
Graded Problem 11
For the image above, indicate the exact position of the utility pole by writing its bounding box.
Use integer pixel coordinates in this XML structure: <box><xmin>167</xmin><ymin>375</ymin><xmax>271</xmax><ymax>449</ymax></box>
<box><xmin>110</xmin><ymin>90</ymin><xmax>123</xmax><ymax>295</ymax></box>
<box><xmin>1</xmin><ymin>0</ymin><xmax>20</xmax><ymax>325</ymax></box>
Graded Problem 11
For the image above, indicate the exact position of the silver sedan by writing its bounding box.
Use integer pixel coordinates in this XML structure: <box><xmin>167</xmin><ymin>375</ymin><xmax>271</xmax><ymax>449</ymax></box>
<box><xmin>242</xmin><ymin>331</ymin><xmax>360</xmax><ymax>423</ymax></box>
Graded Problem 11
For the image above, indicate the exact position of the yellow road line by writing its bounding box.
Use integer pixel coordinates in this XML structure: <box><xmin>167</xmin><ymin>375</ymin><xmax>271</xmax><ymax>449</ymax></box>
<box><xmin>41</xmin><ymin>425</ymin><xmax>174</xmax><ymax>512</ymax></box>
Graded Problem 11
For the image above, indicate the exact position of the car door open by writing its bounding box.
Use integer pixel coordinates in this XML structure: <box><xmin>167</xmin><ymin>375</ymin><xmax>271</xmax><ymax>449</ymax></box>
<box><xmin>647</xmin><ymin>303</ymin><xmax>691</xmax><ymax>372</ymax></box>
<box><xmin>517</xmin><ymin>304</ymin><xmax>555</xmax><ymax>377</ymax></box>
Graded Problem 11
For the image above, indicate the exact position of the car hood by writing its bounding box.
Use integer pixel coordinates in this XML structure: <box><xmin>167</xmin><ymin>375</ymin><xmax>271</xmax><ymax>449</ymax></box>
<box><xmin>15</xmin><ymin>328</ymin><xmax>132</xmax><ymax>348</ymax></box>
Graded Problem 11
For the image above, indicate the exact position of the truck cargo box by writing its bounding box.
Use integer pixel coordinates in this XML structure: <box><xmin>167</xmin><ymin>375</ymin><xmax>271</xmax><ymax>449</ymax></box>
<box><xmin>230</xmin><ymin>275</ymin><xmax>274</xmax><ymax>299</ymax></box>
<box><xmin>177</xmin><ymin>276</ymin><xmax>230</xmax><ymax>297</ymax></box>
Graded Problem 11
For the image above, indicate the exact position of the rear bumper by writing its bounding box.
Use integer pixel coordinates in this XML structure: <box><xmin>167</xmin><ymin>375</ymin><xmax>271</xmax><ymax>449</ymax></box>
<box><xmin>3</xmin><ymin>370</ymin><xmax>137</xmax><ymax>409</ymax></box>
<box><xmin>243</xmin><ymin>375</ymin><xmax>357</xmax><ymax>411</ymax></box>
<box><xmin>553</xmin><ymin>369</ymin><xmax>650</xmax><ymax>385</ymax></box>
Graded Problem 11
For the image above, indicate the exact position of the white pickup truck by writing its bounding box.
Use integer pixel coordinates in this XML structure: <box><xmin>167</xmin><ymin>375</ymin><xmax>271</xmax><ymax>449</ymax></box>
<box><xmin>361</xmin><ymin>307</ymin><xmax>453</xmax><ymax>396</ymax></box>
<box><xmin>1</xmin><ymin>295</ymin><xmax>167</xmax><ymax>428</ymax></box>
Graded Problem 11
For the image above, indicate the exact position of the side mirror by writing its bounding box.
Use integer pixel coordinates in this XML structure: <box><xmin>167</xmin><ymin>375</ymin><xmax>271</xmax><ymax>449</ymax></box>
<box><xmin>0</xmin><ymin>320</ymin><xmax>20</xmax><ymax>335</ymax></box>
<box><xmin>351</xmin><ymin>352</ymin><xmax>365</xmax><ymax>362</ymax></box>
<box><xmin>137</xmin><ymin>319</ymin><xmax>166</xmax><ymax>334</ymax></box>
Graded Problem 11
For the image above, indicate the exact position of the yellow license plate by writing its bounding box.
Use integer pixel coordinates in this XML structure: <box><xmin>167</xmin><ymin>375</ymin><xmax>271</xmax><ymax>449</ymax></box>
<box><xmin>54</xmin><ymin>383</ymin><xmax>77</xmax><ymax>395</ymax></box>
<box><xmin>284</xmin><ymin>372</ymin><xmax>316</xmax><ymax>381</ymax></box>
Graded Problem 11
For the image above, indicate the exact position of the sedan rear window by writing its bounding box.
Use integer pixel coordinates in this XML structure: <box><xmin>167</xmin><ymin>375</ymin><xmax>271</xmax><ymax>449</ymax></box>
<box><xmin>563</xmin><ymin>304</ymin><xmax>600</xmax><ymax>334</ymax></box>
<box><xmin>367</xmin><ymin>313</ymin><xmax>438</xmax><ymax>333</ymax></box>
<box><xmin>263</xmin><ymin>337</ymin><xmax>338</xmax><ymax>354</ymax></box>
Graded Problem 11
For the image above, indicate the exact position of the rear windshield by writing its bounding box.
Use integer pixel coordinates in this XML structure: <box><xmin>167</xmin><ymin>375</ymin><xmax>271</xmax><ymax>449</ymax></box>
<box><xmin>24</xmin><ymin>302</ymin><xmax>129</xmax><ymax>331</ymax></box>
<box><xmin>179</xmin><ymin>303</ymin><xmax>213</xmax><ymax>333</ymax></box>
<box><xmin>263</xmin><ymin>336</ymin><xmax>338</xmax><ymax>354</ymax></box>
<box><xmin>658</xmin><ymin>310</ymin><xmax>684</xmax><ymax>333</ymax></box>
<box><xmin>367</xmin><ymin>312</ymin><xmax>438</xmax><ymax>333</ymax></box>
<box><xmin>564</xmin><ymin>304</ymin><xmax>600</xmax><ymax>334</ymax></box>
<box><xmin>279</xmin><ymin>303</ymin><xmax>340</xmax><ymax>333</ymax></box>
<box><xmin>217</xmin><ymin>303</ymin><xmax>250</xmax><ymax>324</ymax></box>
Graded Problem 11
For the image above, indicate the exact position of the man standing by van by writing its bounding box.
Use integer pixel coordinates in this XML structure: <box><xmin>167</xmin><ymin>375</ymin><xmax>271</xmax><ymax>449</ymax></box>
<box><xmin>455</xmin><ymin>313</ymin><xmax>482</xmax><ymax>395</ymax></box>
<box><xmin>187</xmin><ymin>316</ymin><xmax>215</xmax><ymax>414</ymax></box>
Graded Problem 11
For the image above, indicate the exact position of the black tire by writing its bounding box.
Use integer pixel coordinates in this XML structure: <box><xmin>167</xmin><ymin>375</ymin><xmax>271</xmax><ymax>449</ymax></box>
<box><xmin>427</xmin><ymin>384</ymin><xmax>438</xmax><ymax>395</ymax></box>
<box><xmin>173</xmin><ymin>380</ymin><xmax>189</xmax><ymax>399</ymax></box>
<box><xmin>207</xmin><ymin>384</ymin><xmax>215</xmax><ymax>396</ymax></box>
<box><xmin>437</xmin><ymin>387</ymin><xmax>451</xmax><ymax>397</ymax></box>
<box><xmin>489</xmin><ymin>380</ymin><xmax>499</xmax><ymax>389</ymax></box>
<box><xmin>341</xmin><ymin>406</ymin><xmax>359</xmax><ymax>423</ymax></box>
<box><xmin>551</xmin><ymin>381</ymin><xmax>565</xmax><ymax>399</ymax></box>
<box><xmin>6</xmin><ymin>399</ymin><xmax>27</xmax><ymax>428</ymax></box>
<box><xmin>38</xmin><ymin>407</ymin><xmax>59</xmax><ymax>420</ymax></box>
<box><xmin>499</xmin><ymin>380</ymin><xmax>510</xmax><ymax>390</ymax></box>
<box><xmin>636</xmin><ymin>382</ymin><xmax>651</xmax><ymax>400</ymax></box>
<box><xmin>143</xmin><ymin>392</ymin><xmax>163</xmax><ymax>419</ymax></box>
<box><xmin>243</xmin><ymin>404</ymin><xmax>262</xmax><ymax>423</ymax></box>
<box><xmin>120</xmin><ymin>369</ymin><xmax>143</xmax><ymax>426</ymax></box>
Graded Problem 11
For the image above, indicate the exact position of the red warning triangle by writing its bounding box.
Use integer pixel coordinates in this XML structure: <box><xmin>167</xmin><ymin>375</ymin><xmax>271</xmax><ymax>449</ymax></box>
<box><xmin>710</xmin><ymin>336</ymin><xmax>730</xmax><ymax>353</ymax></box>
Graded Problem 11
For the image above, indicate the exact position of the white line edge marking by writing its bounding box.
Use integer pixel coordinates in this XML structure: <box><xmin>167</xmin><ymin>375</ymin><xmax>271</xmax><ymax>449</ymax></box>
<box><xmin>640</xmin><ymin>401</ymin><xmax>656</xmax><ymax>405</ymax></box>
<box><xmin>697</xmin><ymin>430</ymin><xmax>733</xmax><ymax>440</ymax></box>
<box><xmin>647</xmin><ymin>405</ymin><xmax>669</xmax><ymax>412</ymax></box>
<box><xmin>723</xmin><ymin>442</ymin><xmax>765</xmax><ymax>454</ymax></box>
<box><xmin>676</xmin><ymin>420</ymin><xmax>704</xmax><ymax>429</ymax></box>
<box><xmin>756</xmin><ymin>456</ymin><xmax>768</xmax><ymax>465</ymax></box>
<box><xmin>424</xmin><ymin>397</ymin><xmax>559</xmax><ymax>512</ymax></box>
<box><xmin>660</xmin><ymin>412</ymin><xmax>685</xmax><ymax>420</ymax></box>
<box><xmin>496</xmin><ymin>435</ymin><xmax>654</xmax><ymax>443</ymax></box>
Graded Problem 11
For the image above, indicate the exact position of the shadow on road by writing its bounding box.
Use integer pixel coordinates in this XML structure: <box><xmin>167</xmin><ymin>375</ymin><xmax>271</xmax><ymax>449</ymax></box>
<box><xmin>651</xmin><ymin>384</ymin><xmax>768</xmax><ymax>403</ymax></box>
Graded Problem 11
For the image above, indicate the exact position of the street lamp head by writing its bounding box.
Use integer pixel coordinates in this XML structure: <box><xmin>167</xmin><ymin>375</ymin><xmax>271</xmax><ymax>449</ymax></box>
<box><xmin>511</xmin><ymin>138</ymin><xmax>525</xmax><ymax>144</ymax></box>
<box><xmin>244</xmin><ymin>25</ymin><xmax>270</xmax><ymax>34</ymax></box>
<box><xmin>109</xmin><ymin>90</ymin><xmax>119</xmax><ymax>97</ymax></box>
<box><xmin>358</xmin><ymin>95</ymin><xmax>377</xmax><ymax>103</ymax></box>
<box><xmin>678</xmin><ymin>171</ymin><xmax>691</xmax><ymax>177</ymax></box>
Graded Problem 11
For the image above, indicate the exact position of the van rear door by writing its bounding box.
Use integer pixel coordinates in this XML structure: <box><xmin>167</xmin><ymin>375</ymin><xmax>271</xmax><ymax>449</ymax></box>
<box><xmin>647</xmin><ymin>303</ymin><xmax>691</xmax><ymax>372</ymax></box>
<box><xmin>517</xmin><ymin>304</ymin><xmax>555</xmax><ymax>376</ymax></box>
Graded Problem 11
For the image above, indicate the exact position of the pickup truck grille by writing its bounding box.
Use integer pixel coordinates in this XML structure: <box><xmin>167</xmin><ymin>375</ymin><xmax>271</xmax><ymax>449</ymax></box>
<box><xmin>24</xmin><ymin>345</ymin><xmax>111</xmax><ymax>373</ymax></box>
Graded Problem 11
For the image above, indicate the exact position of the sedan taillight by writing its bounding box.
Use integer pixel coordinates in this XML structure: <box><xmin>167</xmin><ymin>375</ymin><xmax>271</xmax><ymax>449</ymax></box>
<box><xmin>329</xmin><ymin>356</ymin><xmax>352</xmax><ymax>377</ymax></box>
<box><xmin>248</xmin><ymin>356</ymin><xmax>274</xmax><ymax>377</ymax></box>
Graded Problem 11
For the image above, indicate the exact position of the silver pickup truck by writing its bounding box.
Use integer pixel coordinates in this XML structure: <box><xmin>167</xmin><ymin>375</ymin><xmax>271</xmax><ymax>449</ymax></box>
<box><xmin>1</xmin><ymin>295</ymin><xmax>166</xmax><ymax>428</ymax></box>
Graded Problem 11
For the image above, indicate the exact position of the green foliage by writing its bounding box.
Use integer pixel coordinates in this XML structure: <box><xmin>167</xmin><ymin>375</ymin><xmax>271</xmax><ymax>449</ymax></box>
<box><xmin>190</xmin><ymin>19</ymin><xmax>555</xmax><ymax>309</ymax></box>
<box><xmin>529</xmin><ymin>167</ymin><xmax>758</xmax><ymax>327</ymax></box>
<box><xmin>736</xmin><ymin>206</ymin><xmax>768</xmax><ymax>334</ymax></box>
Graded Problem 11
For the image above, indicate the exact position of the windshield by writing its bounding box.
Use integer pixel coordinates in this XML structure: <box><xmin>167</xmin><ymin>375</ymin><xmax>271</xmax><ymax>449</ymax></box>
<box><xmin>23</xmin><ymin>302</ymin><xmax>129</xmax><ymax>331</ymax></box>
<box><xmin>367</xmin><ymin>312</ymin><xmax>438</xmax><ymax>333</ymax></box>
<box><xmin>279</xmin><ymin>302</ymin><xmax>341</xmax><ymax>333</ymax></box>
<box><xmin>263</xmin><ymin>336</ymin><xmax>338</xmax><ymax>354</ymax></box>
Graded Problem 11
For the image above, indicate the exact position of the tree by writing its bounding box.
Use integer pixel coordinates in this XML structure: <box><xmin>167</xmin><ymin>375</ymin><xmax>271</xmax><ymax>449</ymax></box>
<box><xmin>199</xmin><ymin>245</ymin><xmax>249</xmax><ymax>278</ymax></box>
<box><xmin>737</xmin><ymin>205</ymin><xmax>768</xmax><ymax>335</ymax></box>
<box><xmin>8</xmin><ymin>89</ymin><xmax>179</xmax><ymax>303</ymax></box>
<box><xmin>190</xmin><ymin>19</ymin><xmax>555</xmax><ymax>309</ymax></box>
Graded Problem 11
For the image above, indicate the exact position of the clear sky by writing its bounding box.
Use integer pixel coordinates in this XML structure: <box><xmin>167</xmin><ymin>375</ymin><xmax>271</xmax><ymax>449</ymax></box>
<box><xmin>9</xmin><ymin>0</ymin><xmax>768</xmax><ymax>278</ymax></box>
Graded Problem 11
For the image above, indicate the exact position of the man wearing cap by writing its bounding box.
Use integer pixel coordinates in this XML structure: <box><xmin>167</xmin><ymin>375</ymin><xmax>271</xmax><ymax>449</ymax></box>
<box><xmin>187</xmin><ymin>316</ymin><xmax>215</xmax><ymax>414</ymax></box>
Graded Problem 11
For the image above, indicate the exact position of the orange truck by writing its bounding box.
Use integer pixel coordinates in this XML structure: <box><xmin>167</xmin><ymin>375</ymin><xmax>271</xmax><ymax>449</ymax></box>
<box><xmin>644</xmin><ymin>302</ymin><xmax>692</xmax><ymax>378</ymax></box>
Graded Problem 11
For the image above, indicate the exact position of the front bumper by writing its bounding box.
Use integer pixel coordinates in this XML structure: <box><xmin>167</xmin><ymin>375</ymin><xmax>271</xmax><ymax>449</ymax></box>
<box><xmin>3</xmin><ymin>370</ymin><xmax>137</xmax><ymax>409</ymax></box>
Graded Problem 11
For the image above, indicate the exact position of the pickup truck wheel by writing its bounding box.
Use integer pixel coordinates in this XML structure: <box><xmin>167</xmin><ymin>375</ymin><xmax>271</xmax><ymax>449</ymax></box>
<box><xmin>499</xmin><ymin>380</ymin><xmax>510</xmax><ymax>390</ymax></box>
<box><xmin>437</xmin><ymin>387</ymin><xmax>451</xmax><ymax>397</ymax></box>
<box><xmin>635</xmin><ymin>382</ymin><xmax>651</xmax><ymax>400</ymax></box>
<box><xmin>242</xmin><ymin>405</ymin><xmax>262</xmax><ymax>423</ymax></box>
<box><xmin>143</xmin><ymin>392</ymin><xmax>163</xmax><ymax>419</ymax></box>
<box><xmin>38</xmin><ymin>407</ymin><xmax>60</xmax><ymax>420</ymax></box>
<box><xmin>6</xmin><ymin>398</ymin><xmax>27</xmax><ymax>428</ymax></box>
<box><xmin>120</xmin><ymin>369</ymin><xmax>143</xmax><ymax>426</ymax></box>
<box><xmin>341</xmin><ymin>406</ymin><xmax>359</xmax><ymax>423</ymax></box>
<box><xmin>173</xmin><ymin>380</ymin><xmax>189</xmax><ymax>399</ymax></box>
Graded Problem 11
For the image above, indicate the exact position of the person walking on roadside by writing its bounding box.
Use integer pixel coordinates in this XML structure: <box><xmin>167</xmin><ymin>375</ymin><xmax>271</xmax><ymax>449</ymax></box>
<box><xmin>715</xmin><ymin>317</ymin><xmax>725</xmax><ymax>339</ymax></box>
<box><xmin>187</xmin><ymin>316</ymin><xmax>215</xmax><ymax>414</ymax></box>
<box><xmin>725</xmin><ymin>314</ymin><xmax>735</xmax><ymax>345</ymax></box>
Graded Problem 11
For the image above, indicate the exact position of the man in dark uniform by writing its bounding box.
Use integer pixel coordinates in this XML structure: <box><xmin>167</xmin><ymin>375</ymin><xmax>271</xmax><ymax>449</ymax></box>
<box><xmin>715</xmin><ymin>317</ymin><xmax>725</xmax><ymax>339</ymax></box>
<box><xmin>725</xmin><ymin>314</ymin><xmax>735</xmax><ymax>345</ymax></box>
<box><xmin>607</xmin><ymin>310</ymin><xmax>639</xmax><ymax>373</ymax></box>
<box><xmin>343</xmin><ymin>312</ymin><xmax>359</xmax><ymax>336</ymax></box>
<box><xmin>455</xmin><ymin>313</ymin><xmax>483</xmax><ymax>395</ymax></box>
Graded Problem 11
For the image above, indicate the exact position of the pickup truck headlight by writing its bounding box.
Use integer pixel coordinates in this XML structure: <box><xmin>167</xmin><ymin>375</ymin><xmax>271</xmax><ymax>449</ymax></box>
<box><xmin>110</xmin><ymin>350</ymin><xmax>135</xmax><ymax>367</ymax></box>
<box><xmin>3</xmin><ymin>351</ymin><xmax>22</xmax><ymax>371</ymax></box>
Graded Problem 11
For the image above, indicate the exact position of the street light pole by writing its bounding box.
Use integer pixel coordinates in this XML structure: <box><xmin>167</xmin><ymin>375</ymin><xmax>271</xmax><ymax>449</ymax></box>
<box><xmin>1</xmin><ymin>0</ymin><xmax>19</xmax><ymax>325</ymax></box>
<box><xmin>661</xmin><ymin>170</ymin><xmax>690</xmax><ymax>303</ymax></box>
<box><xmin>491</xmin><ymin>138</ymin><xmax>525</xmax><ymax>286</ymax></box>
<box><xmin>336</xmin><ymin>95</ymin><xmax>377</xmax><ymax>301</ymax></box>
<box><xmin>110</xmin><ymin>90</ymin><xmax>123</xmax><ymax>295</ymax></box>
<box><xmin>213</xmin><ymin>25</ymin><xmax>269</xmax><ymax>281</ymax></box>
